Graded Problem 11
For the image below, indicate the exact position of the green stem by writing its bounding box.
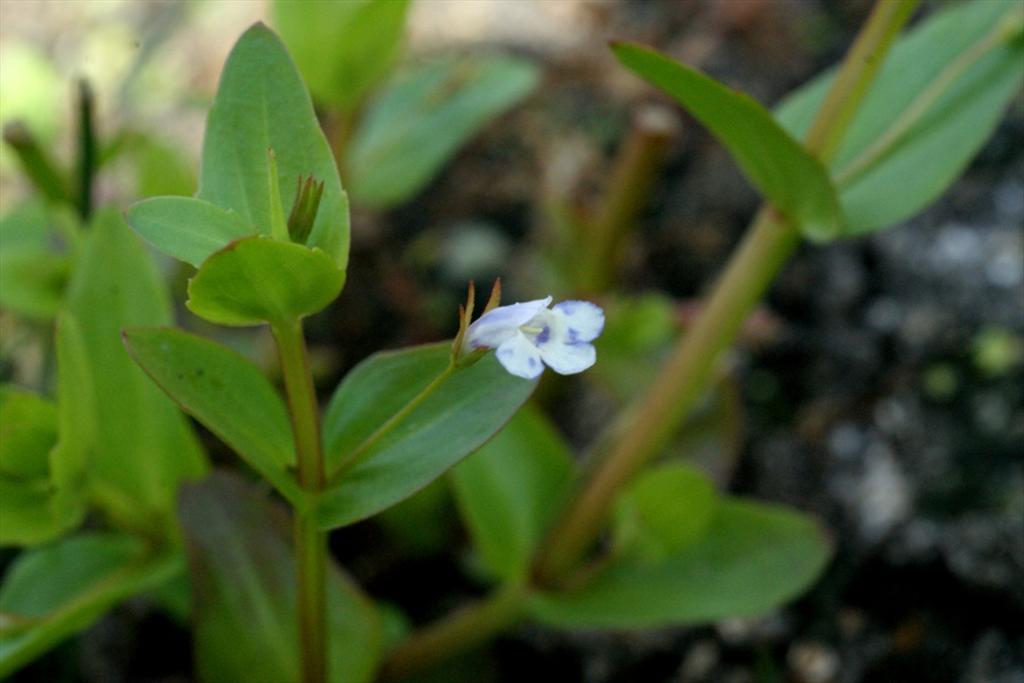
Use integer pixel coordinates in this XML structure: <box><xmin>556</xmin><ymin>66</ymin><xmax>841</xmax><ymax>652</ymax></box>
<box><xmin>76</xmin><ymin>79</ymin><xmax>97</xmax><ymax>221</ymax></box>
<box><xmin>802</xmin><ymin>0</ymin><xmax>920</xmax><ymax>161</ymax></box>
<box><xmin>329</xmin><ymin>363</ymin><xmax>456</xmax><ymax>480</ymax></box>
<box><xmin>272</xmin><ymin>320</ymin><xmax>327</xmax><ymax>683</ymax></box>
<box><xmin>835</xmin><ymin>6</ymin><xmax>1022</xmax><ymax>186</ymax></box>
<box><xmin>2</xmin><ymin>121</ymin><xmax>72</xmax><ymax>206</ymax></box>
<box><xmin>532</xmin><ymin>0</ymin><xmax>920</xmax><ymax>587</ymax></box>
<box><xmin>379</xmin><ymin>581</ymin><xmax>527</xmax><ymax>682</ymax></box>
<box><xmin>534</xmin><ymin>207</ymin><xmax>799</xmax><ymax>583</ymax></box>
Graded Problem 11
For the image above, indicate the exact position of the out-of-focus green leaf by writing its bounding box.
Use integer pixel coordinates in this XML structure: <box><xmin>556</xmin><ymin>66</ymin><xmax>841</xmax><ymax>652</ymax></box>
<box><xmin>0</xmin><ymin>534</ymin><xmax>183</xmax><ymax>677</ymax></box>
<box><xmin>126</xmin><ymin>197</ymin><xmax>253</xmax><ymax>267</ymax></box>
<box><xmin>130</xmin><ymin>135</ymin><xmax>195</xmax><ymax>198</ymax></box>
<box><xmin>776</xmin><ymin>1</ymin><xmax>1024</xmax><ymax>235</ymax></box>
<box><xmin>0</xmin><ymin>251</ymin><xmax>68</xmax><ymax>320</ymax></box>
<box><xmin>123</xmin><ymin>327</ymin><xmax>303</xmax><ymax>506</ymax></box>
<box><xmin>450</xmin><ymin>407</ymin><xmax>573</xmax><ymax>582</ymax></box>
<box><xmin>186</xmin><ymin>236</ymin><xmax>345</xmax><ymax>327</ymax></box>
<box><xmin>375</xmin><ymin>478</ymin><xmax>456</xmax><ymax>557</ymax></box>
<box><xmin>318</xmin><ymin>343</ymin><xmax>537</xmax><ymax>529</ymax></box>
<box><xmin>346</xmin><ymin>55</ymin><xmax>539</xmax><ymax>208</ymax></box>
<box><xmin>0</xmin><ymin>316</ymin><xmax>94</xmax><ymax>546</ymax></box>
<box><xmin>530</xmin><ymin>499</ymin><xmax>831</xmax><ymax>629</ymax></box>
<box><xmin>199</xmin><ymin>23</ymin><xmax>349</xmax><ymax>268</ymax></box>
<box><xmin>51</xmin><ymin>314</ymin><xmax>95</xmax><ymax>492</ymax></box>
<box><xmin>273</xmin><ymin>0</ymin><xmax>410</xmax><ymax>111</ymax></box>
<box><xmin>0</xmin><ymin>202</ymin><xmax>69</xmax><ymax>320</ymax></box>
<box><xmin>66</xmin><ymin>208</ymin><xmax>206</xmax><ymax>533</ymax></box>
<box><xmin>0</xmin><ymin>381</ymin><xmax>87</xmax><ymax>547</ymax></box>
<box><xmin>612</xmin><ymin>463</ymin><xmax>717</xmax><ymax>563</ymax></box>
<box><xmin>0</xmin><ymin>389</ymin><xmax>60</xmax><ymax>546</ymax></box>
<box><xmin>180</xmin><ymin>471</ymin><xmax>381</xmax><ymax>683</ymax></box>
<box><xmin>0</xmin><ymin>388</ymin><xmax>56</xmax><ymax>479</ymax></box>
<box><xmin>611</xmin><ymin>42</ymin><xmax>844</xmax><ymax>241</ymax></box>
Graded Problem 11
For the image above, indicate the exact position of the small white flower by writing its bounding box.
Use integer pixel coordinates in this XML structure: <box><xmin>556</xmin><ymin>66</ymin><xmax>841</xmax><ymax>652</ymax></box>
<box><xmin>464</xmin><ymin>296</ymin><xmax>605</xmax><ymax>379</ymax></box>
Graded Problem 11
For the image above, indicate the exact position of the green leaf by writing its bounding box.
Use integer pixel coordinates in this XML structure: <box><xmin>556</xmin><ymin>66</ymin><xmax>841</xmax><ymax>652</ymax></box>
<box><xmin>199</xmin><ymin>23</ymin><xmax>349</xmax><ymax>267</ymax></box>
<box><xmin>180</xmin><ymin>471</ymin><xmax>381</xmax><ymax>683</ymax></box>
<box><xmin>122</xmin><ymin>327</ymin><xmax>304</xmax><ymax>507</ymax></box>
<box><xmin>273</xmin><ymin>0</ymin><xmax>410</xmax><ymax>111</ymax></box>
<box><xmin>318</xmin><ymin>343</ymin><xmax>537</xmax><ymax>529</ymax></box>
<box><xmin>0</xmin><ymin>202</ymin><xmax>69</xmax><ymax>320</ymax></box>
<box><xmin>0</xmin><ymin>317</ymin><xmax>94</xmax><ymax>546</ymax></box>
<box><xmin>529</xmin><ymin>499</ymin><xmax>831</xmax><ymax>629</ymax></box>
<box><xmin>51</xmin><ymin>314</ymin><xmax>95</xmax><ymax>492</ymax></box>
<box><xmin>0</xmin><ymin>389</ymin><xmax>56</xmax><ymax>479</ymax></box>
<box><xmin>66</xmin><ymin>208</ymin><xmax>207</xmax><ymax>532</ymax></box>
<box><xmin>611</xmin><ymin>42</ymin><xmax>844</xmax><ymax>241</ymax></box>
<box><xmin>346</xmin><ymin>54</ymin><xmax>539</xmax><ymax>208</ymax></box>
<box><xmin>130</xmin><ymin>135</ymin><xmax>196</xmax><ymax>198</ymax></box>
<box><xmin>0</xmin><ymin>534</ymin><xmax>183</xmax><ymax>677</ymax></box>
<box><xmin>450</xmin><ymin>407</ymin><xmax>574</xmax><ymax>581</ymax></box>
<box><xmin>612</xmin><ymin>464</ymin><xmax>717</xmax><ymax>563</ymax></box>
<box><xmin>186</xmin><ymin>236</ymin><xmax>345</xmax><ymax>327</ymax></box>
<box><xmin>125</xmin><ymin>197</ymin><xmax>254</xmax><ymax>267</ymax></box>
<box><xmin>0</xmin><ymin>388</ymin><xmax>81</xmax><ymax>547</ymax></box>
<box><xmin>776</xmin><ymin>1</ymin><xmax>1024</xmax><ymax>235</ymax></box>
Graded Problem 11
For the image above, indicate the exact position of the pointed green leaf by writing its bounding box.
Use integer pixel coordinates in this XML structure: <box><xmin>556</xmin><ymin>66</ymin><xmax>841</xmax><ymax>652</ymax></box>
<box><xmin>180</xmin><ymin>472</ymin><xmax>381</xmax><ymax>683</ymax></box>
<box><xmin>273</xmin><ymin>0</ymin><xmax>411</xmax><ymax>111</ymax></box>
<box><xmin>530</xmin><ymin>499</ymin><xmax>831</xmax><ymax>629</ymax></box>
<box><xmin>199</xmin><ymin>23</ymin><xmax>349</xmax><ymax>267</ymax></box>
<box><xmin>775</xmin><ymin>0</ymin><xmax>1024</xmax><ymax>235</ymax></box>
<box><xmin>186</xmin><ymin>236</ymin><xmax>345</xmax><ymax>327</ymax></box>
<box><xmin>318</xmin><ymin>343</ymin><xmax>537</xmax><ymax>529</ymax></box>
<box><xmin>125</xmin><ymin>197</ymin><xmax>254</xmax><ymax>267</ymax></box>
<box><xmin>450</xmin><ymin>407</ymin><xmax>574</xmax><ymax>582</ymax></box>
<box><xmin>66</xmin><ymin>208</ymin><xmax>206</xmax><ymax>532</ymax></box>
<box><xmin>123</xmin><ymin>327</ymin><xmax>303</xmax><ymax>507</ymax></box>
<box><xmin>0</xmin><ymin>534</ymin><xmax>183</xmax><ymax>677</ymax></box>
<box><xmin>346</xmin><ymin>55</ymin><xmax>539</xmax><ymax>208</ymax></box>
<box><xmin>612</xmin><ymin>42</ymin><xmax>844</xmax><ymax>241</ymax></box>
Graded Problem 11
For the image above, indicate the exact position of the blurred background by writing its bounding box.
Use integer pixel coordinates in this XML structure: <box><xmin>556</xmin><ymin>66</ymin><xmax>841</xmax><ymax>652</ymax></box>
<box><xmin>1</xmin><ymin>1</ymin><xmax>1022</xmax><ymax>682</ymax></box>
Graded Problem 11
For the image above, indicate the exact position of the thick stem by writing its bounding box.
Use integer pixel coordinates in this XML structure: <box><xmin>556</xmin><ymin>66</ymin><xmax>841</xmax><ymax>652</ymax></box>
<box><xmin>272</xmin><ymin>320</ymin><xmax>327</xmax><ymax>683</ymax></box>
<box><xmin>534</xmin><ymin>207</ymin><xmax>798</xmax><ymax>583</ymax></box>
<box><xmin>295</xmin><ymin>509</ymin><xmax>327</xmax><ymax>683</ymax></box>
<box><xmin>802</xmin><ymin>0</ymin><xmax>920</xmax><ymax>161</ymax></box>
<box><xmin>380</xmin><ymin>582</ymin><xmax>527</xmax><ymax>682</ymax></box>
<box><xmin>533</xmin><ymin>0</ymin><xmax>921</xmax><ymax>587</ymax></box>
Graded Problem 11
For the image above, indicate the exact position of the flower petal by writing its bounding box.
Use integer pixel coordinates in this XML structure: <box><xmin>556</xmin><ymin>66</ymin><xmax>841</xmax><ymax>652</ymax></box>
<box><xmin>552</xmin><ymin>300</ymin><xmax>605</xmax><ymax>343</ymax></box>
<box><xmin>540</xmin><ymin>342</ymin><xmax>596</xmax><ymax>375</ymax></box>
<box><xmin>495</xmin><ymin>332</ymin><xmax>545</xmax><ymax>379</ymax></box>
<box><xmin>466</xmin><ymin>296</ymin><xmax>553</xmax><ymax>350</ymax></box>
